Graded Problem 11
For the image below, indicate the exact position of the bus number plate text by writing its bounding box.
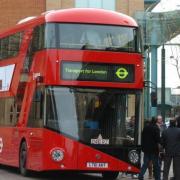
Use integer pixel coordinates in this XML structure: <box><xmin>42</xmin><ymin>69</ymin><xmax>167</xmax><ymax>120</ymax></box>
<box><xmin>87</xmin><ymin>162</ymin><xmax>108</xmax><ymax>168</ymax></box>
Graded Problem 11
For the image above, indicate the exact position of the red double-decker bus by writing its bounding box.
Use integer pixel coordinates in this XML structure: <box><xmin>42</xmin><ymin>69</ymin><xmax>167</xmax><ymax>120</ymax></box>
<box><xmin>0</xmin><ymin>8</ymin><xmax>143</xmax><ymax>179</ymax></box>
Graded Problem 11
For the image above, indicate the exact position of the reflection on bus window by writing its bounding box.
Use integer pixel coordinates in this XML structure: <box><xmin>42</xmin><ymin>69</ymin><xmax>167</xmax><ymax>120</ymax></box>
<box><xmin>126</xmin><ymin>115</ymin><xmax>135</xmax><ymax>139</ymax></box>
<box><xmin>28</xmin><ymin>87</ymin><xmax>44</xmax><ymax>128</ymax></box>
<box><xmin>80</xmin><ymin>29</ymin><xmax>102</xmax><ymax>47</ymax></box>
<box><xmin>0</xmin><ymin>97</ymin><xmax>19</xmax><ymax>126</ymax></box>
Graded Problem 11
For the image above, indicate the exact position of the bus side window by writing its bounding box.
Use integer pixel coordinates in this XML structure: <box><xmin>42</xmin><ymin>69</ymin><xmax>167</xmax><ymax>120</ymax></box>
<box><xmin>8</xmin><ymin>32</ymin><xmax>22</xmax><ymax>57</ymax></box>
<box><xmin>23</xmin><ymin>25</ymin><xmax>45</xmax><ymax>72</ymax></box>
<box><xmin>8</xmin><ymin>98</ymin><xmax>18</xmax><ymax>126</ymax></box>
<box><xmin>31</xmin><ymin>25</ymin><xmax>45</xmax><ymax>52</ymax></box>
<box><xmin>0</xmin><ymin>98</ymin><xmax>5</xmax><ymax>126</ymax></box>
<box><xmin>28</xmin><ymin>87</ymin><xmax>44</xmax><ymax>128</ymax></box>
<box><xmin>23</xmin><ymin>38</ymin><xmax>33</xmax><ymax>72</ymax></box>
<box><xmin>0</xmin><ymin>97</ymin><xmax>18</xmax><ymax>126</ymax></box>
<box><xmin>0</xmin><ymin>32</ymin><xmax>22</xmax><ymax>60</ymax></box>
<box><xmin>1</xmin><ymin>37</ymin><xmax>8</xmax><ymax>59</ymax></box>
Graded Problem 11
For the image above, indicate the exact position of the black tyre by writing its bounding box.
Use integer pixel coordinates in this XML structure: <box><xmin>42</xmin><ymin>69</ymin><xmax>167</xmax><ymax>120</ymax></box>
<box><xmin>102</xmin><ymin>171</ymin><xmax>119</xmax><ymax>180</ymax></box>
<box><xmin>19</xmin><ymin>141</ymin><xmax>29</xmax><ymax>176</ymax></box>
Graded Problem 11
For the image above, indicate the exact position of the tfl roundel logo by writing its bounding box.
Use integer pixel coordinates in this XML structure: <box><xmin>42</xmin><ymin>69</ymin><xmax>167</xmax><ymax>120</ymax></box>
<box><xmin>116</xmin><ymin>68</ymin><xmax>128</xmax><ymax>79</ymax></box>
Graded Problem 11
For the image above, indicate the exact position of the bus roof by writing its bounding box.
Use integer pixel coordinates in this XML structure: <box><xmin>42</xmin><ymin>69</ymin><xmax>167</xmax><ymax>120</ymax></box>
<box><xmin>44</xmin><ymin>8</ymin><xmax>138</xmax><ymax>27</ymax></box>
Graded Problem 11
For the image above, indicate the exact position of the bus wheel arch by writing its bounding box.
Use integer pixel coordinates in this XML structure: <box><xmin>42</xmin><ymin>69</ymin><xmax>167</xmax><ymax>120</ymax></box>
<box><xmin>19</xmin><ymin>139</ymin><xmax>29</xmax><ymax>176</ymax></box>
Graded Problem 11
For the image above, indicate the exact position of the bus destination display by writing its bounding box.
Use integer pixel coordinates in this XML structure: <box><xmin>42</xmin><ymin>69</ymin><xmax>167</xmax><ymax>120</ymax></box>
<box><xmin>61</xmin><ymin>61</ymin><xmax>135</xmax><ymax>83</ymax></box>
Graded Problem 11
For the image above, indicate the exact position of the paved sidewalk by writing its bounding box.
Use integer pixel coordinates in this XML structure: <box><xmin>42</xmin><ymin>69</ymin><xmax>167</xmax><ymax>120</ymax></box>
<box><xmin>118</xmin><ymin>163</ymin><xmax>174</xmax><ymax>179</ymax></box>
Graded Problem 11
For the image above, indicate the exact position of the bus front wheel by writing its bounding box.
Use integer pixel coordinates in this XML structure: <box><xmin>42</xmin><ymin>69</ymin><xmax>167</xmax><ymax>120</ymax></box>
<box><xmin>19</xmin><ymin>141</ymin><xmax>29</xmax><ymax>176</ymax></box>
<box><xmin>102</xmin><ymin>171</ymin><xmax>119</xmax><ymax>180</ymax></box>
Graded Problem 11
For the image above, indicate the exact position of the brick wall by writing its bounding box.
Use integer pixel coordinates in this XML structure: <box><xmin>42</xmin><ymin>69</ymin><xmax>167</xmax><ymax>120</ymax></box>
<box><xmin>116</xmin><ymin>0</ymin><xmax>144</xmax><ymax>17</ymax></box>
<box><xmin>0</xmin><ymin>0</ymin><xmax>45</xmax><ymax>32</ymax></box>
<box><xmin>46</xmin><ymin>0</ymin><xmax>74</xmax><ymax>11</ymax></box>
<box><xmin>46</xmin><ymin>0</ymin><xmax>61</xmax><ymax>10</ymax></box>
<box><xmin>129</xmin><ymin>0</ymin><xmax>144</xmax><ymax>16</ymax></box>
<box><xmin>60</xmin><ymin>0</ymin><xmax>74</xmax><ymax>9</ymax></box>
<box><xmin>0</xmin><ymin>0</ymin><xmax>143</xmax><ymax>32</ymax></box>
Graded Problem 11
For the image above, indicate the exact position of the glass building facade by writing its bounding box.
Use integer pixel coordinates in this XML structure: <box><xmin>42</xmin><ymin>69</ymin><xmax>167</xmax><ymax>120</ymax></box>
<box><xmin>75</xmin><ymin>0</ymin><xmax>115</xmax><ymax>11</ymax></box>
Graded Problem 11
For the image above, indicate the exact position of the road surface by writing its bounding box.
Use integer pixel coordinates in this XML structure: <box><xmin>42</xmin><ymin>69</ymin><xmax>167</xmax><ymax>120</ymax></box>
<box><xmin>0</xmin><ymin>164</ymin><xmax>173</xmax><ymax>180</ymax></box>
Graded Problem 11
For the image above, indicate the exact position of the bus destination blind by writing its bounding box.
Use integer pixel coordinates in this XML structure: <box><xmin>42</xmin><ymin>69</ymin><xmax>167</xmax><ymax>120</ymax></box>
<box><xmin>61</xmin><ymin>61</ymin><xmax>135</xmax><ymax>83</ymax></box>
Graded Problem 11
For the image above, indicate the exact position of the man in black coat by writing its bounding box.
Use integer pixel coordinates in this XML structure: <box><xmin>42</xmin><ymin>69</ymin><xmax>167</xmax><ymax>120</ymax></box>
<box><xmin>161</xmin><ymin>118</ymin><xmax>180</xmax><ymax>180</ymax></box>
<box><xmin>138</xmin><ymin>118</ymin><xmax>161</xmax><ymax>180</ymax></box>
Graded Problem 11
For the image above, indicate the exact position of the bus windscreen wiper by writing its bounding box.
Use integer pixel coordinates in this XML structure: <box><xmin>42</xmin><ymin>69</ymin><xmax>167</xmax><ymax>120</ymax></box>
<box><xmin>80</xmin><ymin>44</ymin><xmax>93</xmax><ymax>50</ymax></box>
<box><xmin>105</xmin><ymin>47</ymin><xmax>127</xmax><ymax>52</ymax></box>
<box><xmin>81</xmin><ymin>44</ymin><xmax>103</xmax><ymax>50</ymax></box>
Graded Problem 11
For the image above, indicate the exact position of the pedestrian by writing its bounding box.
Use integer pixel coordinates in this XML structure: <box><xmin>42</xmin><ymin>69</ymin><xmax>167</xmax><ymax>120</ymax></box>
<box><xmin>173</xmin><ymin>116</ymin><xmax>180</xmax><ymax>179</ymax></box>
<box><xmin>156</xmin><ymin>115</ymin><xmax>167</xmax><ymax>172</ymax></box>
<box><xmin>144</xmin><ymin>119</ymin><xmax>153</xmax><ymax>179</ymax></box>
<box><xmin>148</xmin><ymin>161</ymin><xmax>153</xmax><ymax>179</ymax></box>
<box><xmin>161</xmin><ymin>117</ymin><xmax>180</xmax><ymax>180</ymax></box>
<box><xmin>156</xmin><ymin>115</ymin><xmax>167</xmax><ymax>135</ymax></box>
<box><xmin>138</xmin><ymin>117</ymin><xmax>161</xmax><ymax>180</ymax></box>
<box><xmin>161</xmin><ymin>119</ymin><xmax>176</xmax><ymax>180</ymax></box>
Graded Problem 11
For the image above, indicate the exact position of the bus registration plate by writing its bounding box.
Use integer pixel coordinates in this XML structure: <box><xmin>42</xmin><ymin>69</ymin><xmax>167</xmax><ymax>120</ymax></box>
<box><xmin>87</xmin><ymin>162</ymin><xmax>108</xmax><ymax>168</ymax></box>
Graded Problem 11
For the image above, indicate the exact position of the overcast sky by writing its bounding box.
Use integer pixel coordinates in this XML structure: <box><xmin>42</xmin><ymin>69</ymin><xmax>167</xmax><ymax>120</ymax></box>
<box><xmin>152</xmin><ymin>0</ymin><xmax>180</xmax><ymax>88</ymax></box>
<box><xmin>153</xmin><ymin>0</ymin><xmax>180</xmax><ymax>12</ymax></box>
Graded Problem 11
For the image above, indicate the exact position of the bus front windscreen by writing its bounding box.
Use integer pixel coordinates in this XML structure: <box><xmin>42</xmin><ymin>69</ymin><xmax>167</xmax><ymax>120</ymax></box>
<box><xmin>45</xmin><ymin>23</ymin><xmax>141</xmax><ymax>53</ymax></box>
<box><xmin>45</xmin><ymin>87</ymin><xmax>141</xmax><ymax>146</ymax></box>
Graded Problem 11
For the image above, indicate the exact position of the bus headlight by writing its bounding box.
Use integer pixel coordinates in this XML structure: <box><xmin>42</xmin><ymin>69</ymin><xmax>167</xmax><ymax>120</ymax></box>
<box><xmin>51</xmin><ymin>148</ymin><xmax>64</xmax><ymax>162</ymax></box>
<box><xmin>128</xmin><ymin>150</ymin><xmax>139</xmax><ymax>164</ymax></box>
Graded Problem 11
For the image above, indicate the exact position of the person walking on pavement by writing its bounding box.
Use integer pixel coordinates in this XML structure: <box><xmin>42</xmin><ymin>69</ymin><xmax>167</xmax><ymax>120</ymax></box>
<box><xmin>156</xmin><ymin>115</ymin><xmax>167</xmax><ymax>135</ymax></box>
<box><xmin>144</xmin><ymin>119</ymin><xmax>154</xmax><ymax>179</ymax></box>
<box><xmin>162</xmin><ymin>116</ymin><xmax>180</xmax><ymax>180</ymax></box>
<box><xmin>138</xmin><ymin>117</ymin><xmax>161</xmax><ymax>180</ymax></box>
<box><xmin>174</xmin><ymin>116</ymin><xmax>180</xmax><ymax>180</ymax></box>
<box><xmin>161</xmin><ymin>119</ymin><xmax>177</xmax><ymax>180</ymax></box>
<box><xmin>156</xmin><ymin>115</ymin><xmax>167</xmax><ymax>172</ymax></box>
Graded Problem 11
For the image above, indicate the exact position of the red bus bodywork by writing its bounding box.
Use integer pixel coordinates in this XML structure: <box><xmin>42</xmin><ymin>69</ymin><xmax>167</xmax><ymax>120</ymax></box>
<box><xmin>0</xmin><ymin>8</ymin><xmax>143</xmax><ymax>177</ymax></box>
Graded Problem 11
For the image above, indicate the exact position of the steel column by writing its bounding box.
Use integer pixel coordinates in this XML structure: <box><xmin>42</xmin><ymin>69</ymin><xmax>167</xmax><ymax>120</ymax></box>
<box><xmin>151</xmin><ymin>45</ymin><xmax>158</xmax><ymax>117</ymax></box>
<box><xmin>161</xmin><ymin>45</ymin><xmax>166</xmax><ymax>122</ymax></box>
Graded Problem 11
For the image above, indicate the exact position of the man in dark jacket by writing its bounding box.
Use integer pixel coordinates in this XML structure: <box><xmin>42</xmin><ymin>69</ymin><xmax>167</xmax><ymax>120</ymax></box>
<box><xmin>162</xmin><ymin>118</ymin><xmax>180</xmax><ymax>180</ymax></box>
<box><xmin>138</xmin><ymin>118</ymin><xmax>161</xmax><ymax>180</ymax></box>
